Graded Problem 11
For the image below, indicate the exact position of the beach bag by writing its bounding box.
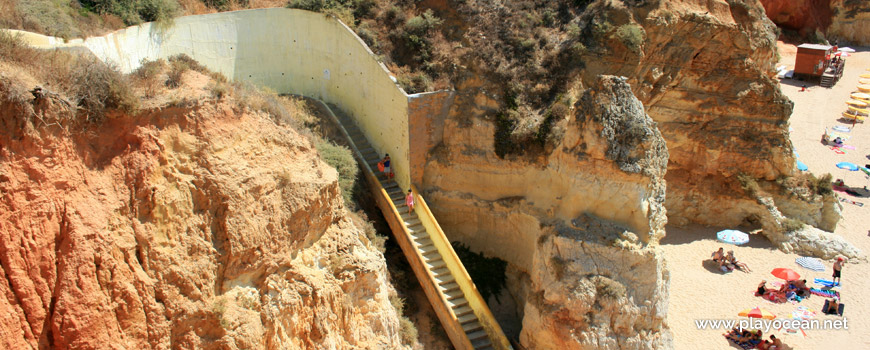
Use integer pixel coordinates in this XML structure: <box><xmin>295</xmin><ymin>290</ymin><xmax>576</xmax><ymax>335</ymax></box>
<box><xmin>378</xmin><ymin>160</ymin><xmax>385</xmax><ymax>172</ymax></box>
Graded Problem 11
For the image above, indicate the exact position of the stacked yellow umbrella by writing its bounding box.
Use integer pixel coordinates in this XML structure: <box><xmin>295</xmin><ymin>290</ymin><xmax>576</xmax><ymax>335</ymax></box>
<box><xmin>847</xmin><ymin>99</ymin><xmax>869</xmax><ymax>108</ymax></box>
<box><xmin>861</xmin><ymin>73</ymin><xmax>870</xmax><ymax>78</ymax></box>
<box><xmin>852</xmin><ymin>92</ymin><xmax>870</xmax><ymax>101</ymax></box>
<box><xmin>858</xmin><ymin>84</ymin><xmax>870</xmax><ymax>93</ymax></box>
<box><xmin>861</xmin><ymin>78</ymin><xmax>870</xmax><ymax>85</ymax></box>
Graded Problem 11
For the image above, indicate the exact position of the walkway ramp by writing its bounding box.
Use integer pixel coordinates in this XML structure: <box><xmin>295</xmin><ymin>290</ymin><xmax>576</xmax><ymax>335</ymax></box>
<box><xmin>321</xmin><ymin>104</ymin><xmax>512</xmax><ymax>350</ymax></box>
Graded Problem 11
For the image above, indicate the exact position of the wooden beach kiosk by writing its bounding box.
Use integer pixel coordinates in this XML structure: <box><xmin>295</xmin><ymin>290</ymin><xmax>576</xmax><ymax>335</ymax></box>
<box><xmin>794</xmin><ymin>43</ymin><xmax>844</xmax><ymax>87</ymax></box>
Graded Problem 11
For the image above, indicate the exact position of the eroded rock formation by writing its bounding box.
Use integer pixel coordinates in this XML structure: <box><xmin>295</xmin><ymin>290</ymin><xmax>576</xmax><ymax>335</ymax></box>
<box><xmin>827</xmin><ymin>0</ymin><xmax>870</xmax><ymax>45</ymax></box>
<box><xmin>0</xmin><ymin>75</ymin><xmax>405</xmax><ymax>349</ymax></box>
<box><xmin>423</xmin><ymin>76</ymin><xmax>671</xmax><ymax>349</ymax></box>
<box><xmin>759</xmin><ymin>0</ymin><xmax>870</xmax><ymax>45</ymax></box>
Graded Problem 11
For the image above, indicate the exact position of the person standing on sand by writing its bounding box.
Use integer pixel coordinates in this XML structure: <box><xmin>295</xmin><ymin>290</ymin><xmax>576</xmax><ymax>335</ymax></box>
<box><xmin>405</xmin><ymin>189</ymin><xmax>415</xmax><ymax>212</ymax></box>
<box><xmin>833</xmin><ymin>257</ymin><xmax>845</xmax><ymax>284</ymax></box>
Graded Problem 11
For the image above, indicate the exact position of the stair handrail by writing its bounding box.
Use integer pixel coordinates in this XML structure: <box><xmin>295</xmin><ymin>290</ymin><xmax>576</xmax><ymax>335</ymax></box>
<box><xmin>315</xmin><ymin>100</ymin><xmax>476</xmax><ymax>350</ymax></box>
<box><xmin>411</xmin><ymin>184</ymin><xmax>514</xmax><ymax>350</ymax></box>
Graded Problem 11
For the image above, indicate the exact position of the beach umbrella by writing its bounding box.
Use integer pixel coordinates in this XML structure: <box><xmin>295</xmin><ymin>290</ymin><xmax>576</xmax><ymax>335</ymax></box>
<box><xmin>716</xmin><ymin>229</ymin><xmax>749</xmax><ymax>245</ymax></box>
<box><xmin>739</xmin><ymin>307</ymin><xmax>777</xmax><ymax>320</ymax></box>
<box><xmin>838</xmin><ymin>47</ymin><xmax>856</xmax><ymax>53</ymax></box>
<box><xmin>860</xmin><ymin>78</ymin><xmax>870</xmax><ymax>85</ymax></box>
<box><xmin>847</xmin><ymin>99</ymin><xmax>869</xmax><ymax>108</ymax></box>
<box><xmin>836</xmin><ymin>162</ymin><xmax>859</xmax><ymax>171</ymax></box>
<box><xmin>771</xmin><ymin>268</ymin><xmax>801</xmax><ymax>280</ymax></box>
<box><xmin>858</xmin><ymin>84</ymin><xmax>870</xmax><ymax>92</ymax></box>
<box><xmin>795</xmin><ymin>257</ymin><xmax>825</xmax><ymax>271</ymax></box>
<box><xmin>797</xmin><ymin>160</ymin><xmax>808</xmax><ymax>171</ymax></box>
<box><xmin>852</xmin><ymin>92</ymin><xmax>870</xmax><ymax>100</ymax></box>
<box><xmin>861</xmin><ymin>74</ymin><xmax>870</xmax><ymax>79</ymax></box>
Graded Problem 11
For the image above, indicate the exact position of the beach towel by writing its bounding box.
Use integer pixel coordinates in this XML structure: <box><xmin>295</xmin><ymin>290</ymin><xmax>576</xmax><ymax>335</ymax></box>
<box><xmin>792</xmin><ymin>306</ymin><xmax>817</xmax><ymax>320</ymax></box>
<box><xmin>831</xmin><ymin>147</ymin><xmax>846</xmax><ymax>154</ymax></box>
<box><xmin>810</xmin><ymin>288</ymin><xmax>839</xmax><ymax>298</ymax></box>
<box><xmin>822</xmin><ymin>300</ymin><xmax>845</xmax><ymax>316</ymax></box>
<box><xmin>814</xmin><ymin>278</ymin><xmax>841</xmax><ymax>287</ymax></box>
<box><xmin>839</xmin><ymin>197</ymin><xmax>864</xmax><ymax>207</ymax></box>
<box><xmin>725</xmin><ymin>337</ymin><xmax>760</xmax><ymax>350</ymax></box>
<box><xmin>844</xmin><ymin>145</ymin><xmax>856</xmax><ymax>150</ymax></box>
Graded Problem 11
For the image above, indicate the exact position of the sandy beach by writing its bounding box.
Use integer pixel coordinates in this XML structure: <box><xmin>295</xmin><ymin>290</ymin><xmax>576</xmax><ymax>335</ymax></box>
<box><xmin>661</xmin><ymin>43</ymin><xmax>870</xmax><ymax>349</ymax></box>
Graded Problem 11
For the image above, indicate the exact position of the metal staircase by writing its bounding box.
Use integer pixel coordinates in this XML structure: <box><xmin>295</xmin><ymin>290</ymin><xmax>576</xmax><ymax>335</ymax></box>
<box><xmin>319</xmin><ymin>103</ymin><xmax>512</xmax><ymax>350</ymax></box>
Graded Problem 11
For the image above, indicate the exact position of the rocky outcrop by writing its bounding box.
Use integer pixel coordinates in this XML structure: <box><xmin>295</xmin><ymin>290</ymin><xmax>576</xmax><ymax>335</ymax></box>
<box><xmin>617</xmin><ymin>0</ymin><xmax>799</xmax><ymax>228</ymax></box>
<box><xmin>755</xmin><ymin>196</ymin><xmax>862</xmax><ymax>260</ymax></box>
<box><xmin>758</xmin><ymin>0</ymin><xmax>833</xmax><ymax>36</ymax></box>
<box><xmin>827</xmin><ymin>0</ymin><xmax>870</xmax><ymax>45</ymax></box>
<box><xmin>422</xmin><ymin>76</ymin><xmax>671</xmax><ymax>349</ymax></box>
<box><xmin>0</xmin><ymin>73</ymin><xmax>405</xmax><ymax>349</ymax></box>
<box><xmin>759</xmin><ymin>0</ymin><xmax>870</xmax><ymax>45</ymax></box>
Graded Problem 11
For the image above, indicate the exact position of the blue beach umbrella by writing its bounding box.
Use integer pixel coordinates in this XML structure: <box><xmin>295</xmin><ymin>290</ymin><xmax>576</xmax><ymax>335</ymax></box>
<box><xmin>797</xmin><ymin>160</ymin><xmax>808</xmax><ymax>171</ymax></box>
<box><xmin>717</xmin><ymin>229</ymin><xmax>749</xmax><ymax>245</ymax></box>
<box><xmin>836</xmin><ymin>162</ymin><xmax>859</xmax><ymax>171</ymax></box>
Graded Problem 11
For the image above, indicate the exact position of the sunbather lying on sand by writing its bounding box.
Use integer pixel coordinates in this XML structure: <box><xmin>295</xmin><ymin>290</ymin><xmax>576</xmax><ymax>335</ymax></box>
<box><xmin>726</xmin><ymin>250</ymin><xmax>751</xmax><ymax>272</ymax></box>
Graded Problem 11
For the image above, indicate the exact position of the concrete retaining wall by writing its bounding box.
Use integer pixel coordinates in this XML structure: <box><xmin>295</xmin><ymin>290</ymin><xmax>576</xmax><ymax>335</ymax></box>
<box><xmin>12</xmin><ymin>8</ymin><xmax>429</xmax><ymax>190</ymax></box>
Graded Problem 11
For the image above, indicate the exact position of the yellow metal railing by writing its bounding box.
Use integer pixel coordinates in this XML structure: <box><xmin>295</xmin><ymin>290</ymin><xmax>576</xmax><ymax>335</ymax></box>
<box><xmin>317</xmin><ymin>100</ymin><xmax>476</xmax><ymax>350</ymax></box>
<box><xmin>411</xmin><ymin>185</ymin><xmax>513</xmax><ymax>350</ymax></box>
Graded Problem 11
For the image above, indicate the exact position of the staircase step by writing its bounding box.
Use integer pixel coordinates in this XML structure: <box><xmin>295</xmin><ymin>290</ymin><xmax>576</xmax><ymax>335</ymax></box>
<box><xmin>472</xmin><ymin>339</ymin><xmax>493</xmax><ymax>349</ymax></box>
<box><xmin>466</xmin><ymin>329</ymin><xmax>489</xmax><ymax>342</ymax></box>
<box><xmin>435</xmin><ymin>274</ymin><xmax>455</xmax><ymax>285</ymax></box>
<box><xmin>409</xmin><ymin>228</ymin><xmax>428</xmax><ymax>239</ymax></box>
<box><xmin>431</xmin><ymin>266</ymin><xmax>451</xmax><ymax>277</ymax></box>
<box><xmin>458</xmin><ymin>312</ymin><xmax>478</xmax><ymax>324</ymax></box>
<box><xmin>425</xmin><ymin>258</ymin><xmax>445</xmax><ymax>269</ymax></box>
<box><xmin>448</xmin><ymin>297</ymin><xmax>468</xmax><ymax>309</ymax></box>
<box><xmin>403</xmin><ymin>218</ymin><xmax>422</xmax><ymax>227</ymax></box>
<box><xmin>453</xmin><ymin>305</ymin><xmax>474</xmax><ymax>317</ymax></box>
<box><xmin>423</xmin><ymin>250</ymin><xmax>440</xmax><ymax>260</ymax></box>
<box><xmin>445</xmin><ymin>289</ymin><xmax>464</xmax><ymax>301</ymax></box>
<box><xmin>420</xmin><ymin>244</ymin><xmax>439</xmax><ymax>254</ymax></box>
<box><xmin>415</xmin><ymin>237</ymin><xmax>433</xmax><ymax>247</ymax></box>
<box><xmin>462</xmin><ymin>320</ymin><xmax>484</xmax><ymax>333</ymax></box>
<box><xmin>440</xmin><ymin>282</ymin><xmax>460</xmax><ymax>293</ymax></box>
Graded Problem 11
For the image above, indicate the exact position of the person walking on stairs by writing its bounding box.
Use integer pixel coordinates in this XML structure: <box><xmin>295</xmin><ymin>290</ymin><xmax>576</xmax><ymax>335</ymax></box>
<box><xmin>378</xmin><ymin>153</ymin><xmax>393</xmax><ymax>178</ymax></box>
<box><xmin>405</xmin><ymin>189</ymin><xmax>415</xmax><ymax>212</ymax></box>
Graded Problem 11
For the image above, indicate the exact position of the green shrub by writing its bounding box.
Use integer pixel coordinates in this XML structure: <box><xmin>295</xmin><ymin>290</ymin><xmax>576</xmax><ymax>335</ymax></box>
<box><xmin>315</xmin><ymin>139</ymin><xmax>359</xmax><ymax>206</ymax></box>
<box><xmin>593</xmin><ymin>276</ymin><xmax>626</xmax><ymax>299</ymax></box>
<box><xmin>80</xmin><ymin>0</ymin><xmax>179</xmax><ymax>26</ymax></box>
<box><xmin>781</xmin><ymin>218</ymin><xmax>805</xmax><ymax>232</ymax></box>
<box><xmin>203</xmin><ymin>0</ymin><xmax>249</xmax><ymax>11</ymax></box>
<box><xmin>399</xmin><ymin>317</ymin><xmax>418</xmax><ymax>346</ymax></box>
<box><xmin>70</xmin><ymin>57</ymin><xmax>138</xmax><ymax>120</ymax></box>
<box><xmin>737</xmin><ymin>173</ymin><xmax>761</xmax><ymax>197</ymax></box>
<box><xmin>613</xmin><ymin>24</ymin><xmax>645</xmax><ymax>53</ymax></box>
<box><xmin>0</xmin><ymin>31</ymin><xmax>40</xmax><ymax>65</ymax></box>
<box><xmin>18</xmin><ymin>0</ymin><xmax>81</xmax><ymax>39</ymax></box>
<box><xmin>811</xmin><ymin>173</ymin><xmax>833</xmax><ymax>196</ymax></box>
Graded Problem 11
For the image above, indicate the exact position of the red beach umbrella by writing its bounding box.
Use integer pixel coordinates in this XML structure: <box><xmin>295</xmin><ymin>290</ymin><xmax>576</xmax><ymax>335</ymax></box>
<box><xmin>771</xmin><ymin>268</ymin><xmax>801</xmax><ymax>281</ymax></box>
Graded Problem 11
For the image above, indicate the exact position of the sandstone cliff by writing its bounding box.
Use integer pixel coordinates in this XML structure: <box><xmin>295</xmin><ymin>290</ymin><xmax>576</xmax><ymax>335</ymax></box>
<box><xmin>0</xmin><ymin>65</ymin><xmax>406</xmax><ymax>349</ymax></box>
<box><xmin>423</xmin><ymin>76</ymin><xmax>671</xmax><ymax>349</ymax></box>
<box><xmin>759</xmin><ymin>0</ymin><xmax>870</xmax><ymax>45</ymax></box>
<box><xmin>827</xmin><ymin>0</ymin><xmax>870</xmax><ymax>45</ymax></box>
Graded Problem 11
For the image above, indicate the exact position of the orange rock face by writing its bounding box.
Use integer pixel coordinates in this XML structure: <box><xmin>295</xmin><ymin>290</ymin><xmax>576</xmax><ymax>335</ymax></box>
<box><xmin>0</xmin><ymin>75</ymin><xmax>404</xmax><ymax>349</ymax></box>
<box><xmin>759</xmin><ymin>0</ymin><xmax>833</xmax><ymax>34</ymax></box>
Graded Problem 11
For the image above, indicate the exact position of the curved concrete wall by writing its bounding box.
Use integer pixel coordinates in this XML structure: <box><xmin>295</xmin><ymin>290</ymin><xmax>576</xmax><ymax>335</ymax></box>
<box><xmin>13</xmin><ymin>9</ymin><xmax>416</xmax><ymax>190</ymax></box>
